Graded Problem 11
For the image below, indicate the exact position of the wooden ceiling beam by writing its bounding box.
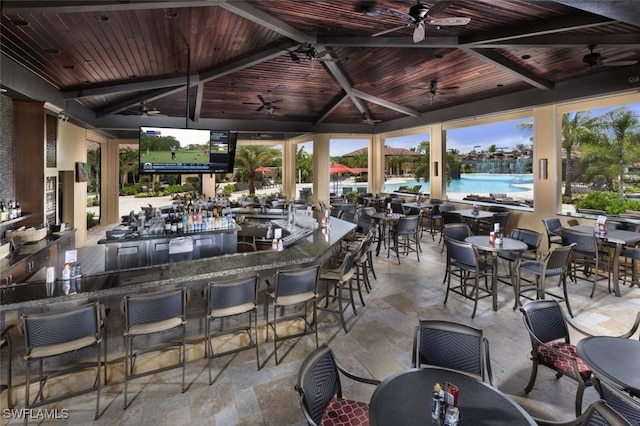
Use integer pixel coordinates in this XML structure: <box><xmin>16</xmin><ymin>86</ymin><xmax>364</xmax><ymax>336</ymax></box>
<box><xmin>460</xmin><ymin>13</ymin><xmax>614</xmax><ymax>45</ymax></box>
<box><xmin>460</xmin><ymin>48</ymin><xmax>555</xmax><ymax>90</ymax></box>
<box><xmin>351</xmin><ymin>89</ymin><xmax>420</xmax><ymax>118</ymax></box>
<box><xmin>219</xmin><ymin>0</ymin><xmax>314</xmax><ymax>44</ymax></box>
<box><xmin>314</xmin><ymin>91</ymin><xmax>349</xmax><ymax>125</ymax></box>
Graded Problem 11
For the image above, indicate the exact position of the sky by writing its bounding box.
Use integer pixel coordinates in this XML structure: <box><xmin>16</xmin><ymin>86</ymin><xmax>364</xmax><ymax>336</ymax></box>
<box><xmin>298</xmin><ymin>101</ymin><xmax>640</xmax><ymax>157</ymax></box>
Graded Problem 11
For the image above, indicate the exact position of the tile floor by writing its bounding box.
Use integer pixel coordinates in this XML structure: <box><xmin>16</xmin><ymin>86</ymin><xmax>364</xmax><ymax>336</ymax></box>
<box><xmin>2</xmin><ymin>226</ymin><xmax>639</xmax><ymax>425</ymax></box>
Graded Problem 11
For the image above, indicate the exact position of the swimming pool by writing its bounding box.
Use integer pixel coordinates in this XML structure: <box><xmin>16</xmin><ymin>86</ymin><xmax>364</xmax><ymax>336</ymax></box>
<box><xmin>384</xmin><ymin>174</ymin><xmax>533</xmax><ymax>194</ymax></box>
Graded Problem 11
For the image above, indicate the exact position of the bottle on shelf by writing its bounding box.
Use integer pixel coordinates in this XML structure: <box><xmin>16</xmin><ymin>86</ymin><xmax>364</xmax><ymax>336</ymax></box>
<box><xmin>15</xmin><ymin>200</ymin><xmax>21</xmax><ymax>218</ymax></box>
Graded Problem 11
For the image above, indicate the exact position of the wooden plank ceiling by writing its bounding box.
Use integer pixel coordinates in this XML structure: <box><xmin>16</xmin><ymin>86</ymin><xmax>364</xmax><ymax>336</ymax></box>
<box><xmin>1</xmin><ymin>0</ymin><xmax>639</xmax><ymax>138</ymax></box>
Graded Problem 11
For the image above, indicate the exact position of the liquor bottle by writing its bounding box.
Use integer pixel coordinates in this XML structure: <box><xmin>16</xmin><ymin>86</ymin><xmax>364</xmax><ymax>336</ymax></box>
<box><xmin>15</xmin><ymin>200</ymin><xmax>21</xmax><ymax>217</ymax></box>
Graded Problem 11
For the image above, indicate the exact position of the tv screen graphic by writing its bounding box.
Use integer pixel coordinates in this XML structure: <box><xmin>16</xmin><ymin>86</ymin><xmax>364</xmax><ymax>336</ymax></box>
<box><xmin>139</xmin><ymin>127</ymin><xmax>237</xmax><ymax>174</ymax></box>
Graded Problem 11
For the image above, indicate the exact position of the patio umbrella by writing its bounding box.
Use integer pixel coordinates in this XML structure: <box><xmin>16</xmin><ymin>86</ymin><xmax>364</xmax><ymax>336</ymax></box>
<box><xmin>330</xmin><ymin>163</ymin><xmax>354</xmax><ymax>194</ymax></box>
<box><xmin>255</xmin><ymin>166</ymin><xmax>271</xmax><ymax>172</ymax></box>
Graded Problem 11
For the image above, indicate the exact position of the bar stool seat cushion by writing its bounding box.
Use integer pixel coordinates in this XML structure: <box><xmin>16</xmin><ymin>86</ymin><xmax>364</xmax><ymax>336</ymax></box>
<box><xmin>321</xmin><ymin>397</ymin><xmax>370</xmax><ymax>426</ymax></box>
<box><xmin>210</xmin><ymin>302</ymin><xmax>256</xmax><ymax>317</ymax></box>
<box><xmin>125</xmin><ymin>317</ymin><xmax>184</xmax><ymax>336</ymax></box>
<box><xmin>266</xmin><ymin>290</ymin><xmax>316</xmax><ymax>306</ymax></box>
<box><xmin>537</xmin><ymin>342</ymin><xmax>591</xmax><ymax>380</ymax></box>
<box><xmin>28</xmin><ymin>335</ymin><xmax>99</xmax><ymax>359</ymax></box>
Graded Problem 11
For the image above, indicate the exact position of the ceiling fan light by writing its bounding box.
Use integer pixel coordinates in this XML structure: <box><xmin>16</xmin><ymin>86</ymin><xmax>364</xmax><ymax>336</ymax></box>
<box><xmin>413</xmin><ymin>24</ymin><xmax>425</xmax><ymax>43</ymax></box>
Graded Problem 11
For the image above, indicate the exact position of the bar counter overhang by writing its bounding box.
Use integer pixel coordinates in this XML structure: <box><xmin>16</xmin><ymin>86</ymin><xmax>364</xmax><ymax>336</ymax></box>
<box><xmin>0</xmin><ymin>216</ymin><xmax>355</xmax><ymax>311</ymax></box>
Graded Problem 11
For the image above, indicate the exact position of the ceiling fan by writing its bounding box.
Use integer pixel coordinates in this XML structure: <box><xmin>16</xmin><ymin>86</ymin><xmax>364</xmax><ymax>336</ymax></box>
<box><xmin>412</xmin><ymin>80</ymin><xmax>458</xmax><ymax>104</ymax></box>
<box><xmin>243</xmin><ymin>95</ymin><xmax>283</xmax><ymax>113</ymax></box>
<box><xmin>361</xmin><ymin>112</ymin><xmax>382</xmax><ymax>125</ymax></box>
<box><xmin>289</xmin><ymin>44</ymin><xmax>337</xmax><ymax>67</ymax></box>
<box><xmin>124</xmin><ymin>101</ymin><xmax>163</xmax><ymax>116</ymax></box>
<box><xmin>372</xmin><ymin>1</ymin><xmax>471</xmax><ymax>43</ymax></box>
<box><xmin>582</xmin><ymin>45</ymin><xmax>638</xmax><ymax>68</ymax></box>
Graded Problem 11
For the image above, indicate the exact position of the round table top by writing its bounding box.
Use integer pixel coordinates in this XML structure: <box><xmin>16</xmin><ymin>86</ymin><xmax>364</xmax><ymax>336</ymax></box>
<box><xmin>370</xmin><ymin>212</ymin><xmax>404</xmax><ymax>221</ymax></box>
<box><xmin>369</xmin><ymin>367</ymin><xmax>535</xmax><ymax>426</ymax></box>
<box><xmin>465</xmin><ymin>235</ymin><xmax>528</xmax><ymax>252</ymax></box>
<box><xmin>577</xmin><ymin>336</ymin><xmax>640</xmax><ymax>396</ymax></box>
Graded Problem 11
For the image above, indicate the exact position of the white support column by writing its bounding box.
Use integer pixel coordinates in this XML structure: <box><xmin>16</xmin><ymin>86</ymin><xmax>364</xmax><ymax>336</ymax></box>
<box><xmin>282</xmin><ymin>138</ymin><xmax>297</xmax><ymax>201</ymax></box>
<box><xmin>533</xmin><ymin>104</ymin><xmax>560</xmax><ymax>217</ymax></box>
<box><xmin>430</xmin><ymin>124</ymin><xmax>444</xmax><ymax>200</ymax></box>
<box><xmin>313</xmin><ymin>133</ymin><xmax>330</xmax><ymax>207</ymax></box>
<box><xmin>370</xmin><ymin>133</ymin><xmax>384</xmax><ymax>194</ymax></box>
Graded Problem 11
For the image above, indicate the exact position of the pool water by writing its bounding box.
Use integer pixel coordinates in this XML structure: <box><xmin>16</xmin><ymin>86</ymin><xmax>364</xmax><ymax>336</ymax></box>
<box><xmin>384</xmin><ymin>174</ymin><xmax>533</xmax><ymax>194</ymax></box>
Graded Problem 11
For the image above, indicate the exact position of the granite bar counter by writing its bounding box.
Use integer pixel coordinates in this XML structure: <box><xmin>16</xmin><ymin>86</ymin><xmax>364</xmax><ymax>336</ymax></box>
<box><xmin>1</xmin><ymin>216</ymin><xmax>355</xmax><ymax>312</ymax></box>
<box><xmin>0</xmin><ymin>216</ymin><xmax>355</xmax><ymax>379</ymax></box>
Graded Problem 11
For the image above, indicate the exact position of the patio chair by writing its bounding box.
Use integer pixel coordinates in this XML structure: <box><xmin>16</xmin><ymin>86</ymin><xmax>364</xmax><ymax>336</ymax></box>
<box><xmin>411</xmin><ymin>320</ymin><xmax>494</xmax><ymax>386</ymax></box>
<box><xmin>515</xmin><ymin>244</ymin><xmax>576</xmax><ymax>316</ymax></box>
<box><xmin>388</xmin><ymin>214</ymin><xmax>421</xmax><ymax>264</ymax></box>
<box><xmin>294</xmin><ymin>344</ymin><xmax>380</xmax><ymax>426</ymax></box>
<box><xmin>534</xmin><ymin>400</ymin><xmax>632</xmax><ymax>426</ymax></box>
<box><xmin>593</xmin><ymin>376</ymin><xmax>640</xmax><ymax>425</ymax></box>
<box><xmin>561</xmin><ymin>228</ymin><xmax>612</xmax><ymax>297</ymax></box>
<box><xmin>443</xmin><ymin>237</ymin><xmax>493</xmax><ymax>318</ymax></box>
<box><xmin>519</xmin><ymin>300</ymin><xmax>594</xmax><ymax>416</ymax></box>
<box><xmin>542</xmin><ymin>217</ymin><xmax>564</xmax><ymax>248</ymax></box>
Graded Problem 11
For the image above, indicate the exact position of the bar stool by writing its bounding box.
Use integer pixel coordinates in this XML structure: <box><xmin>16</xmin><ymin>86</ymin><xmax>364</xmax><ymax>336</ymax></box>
<box><xmin>21</xmin><ymin>303</ymin><xmax>105</xmax><ymax>423</ymax></box>
<box><xmin>1</xmin><ymin>324</ymin><xmax>14</xmax><ymax>409</ymax></box>
<box><xmin>265</xmin><ymin>265</ymin><xmax>320</xmax><ymax>365</ymax></box>
<box><xmin>122</xmin><ymin>288</ymin><xmax>189</xmax><ymax>409</ymax></box>
<box><xmin>204</xmin><ymin>275</ymin><xmax>260</xmax><ymax>384</ymax></box>
<box><xmin>319</xmin><ymin>249</ymin><xmax>358</xmax><ymax>333</ymax></box>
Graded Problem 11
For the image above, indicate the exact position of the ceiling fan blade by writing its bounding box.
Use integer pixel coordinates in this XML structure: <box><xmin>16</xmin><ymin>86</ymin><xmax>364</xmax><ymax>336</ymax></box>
<box><xmin>385</xmin><ymin>7</ymin><xmax>413</xmax><ymax>21</ymax></box>
<box><xmin>242</xmin><ymin>102</ymin><xmax>260</xmax><ymax>105</ymax></box>
<box><xmin>271</xmin><ymin>105</ymin><xmax>281</xmax><ymax>110</ymax></box>
<box><xmin>602</xmin><ymin>60</ymin><xmax>638</xmax><ymax>66</ymax></box>
<box><xmin>257</xmin><ymin>94</ymin><xmax>266</xmax><ymax>104</ymax></box>
<box><xmin>413</xmin><ymin>24</ymin><xmax>425</xmax><ymax>43</ymax></box>
<box><xmin>256</xmin><ymin>105</ymin><xmax>265</xmax><ymax>112</ymax></box>
<box><xmin>428</xmin><ymin>17</ymin><xmax>470</xmax><ymax>26</ymax></box>
<box><xmin>372</xmin><ymin>23</ymin><xmax>410</xmax><ymax>37</ymax></box>
<box><xmin>270</xmin><ymin>99</ymin><xmax>283</xmax><ymax>104</ymax></box>
<box><xmin>147</xmin><ymin>110</ymin><xmax>161</xmax><ymax>115</ymax></box>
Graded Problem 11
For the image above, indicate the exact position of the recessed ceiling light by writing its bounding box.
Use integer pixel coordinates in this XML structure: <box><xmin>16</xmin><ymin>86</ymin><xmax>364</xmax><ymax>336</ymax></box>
<box><xmin>166</xmin><ymin>11</ymin><xmax>178</xmax><ymax>18</ymax></box>
<box><xmin>84</xmin><ymin>59</ymin><xmax>93</xmax><ymax>64</ymax></box>
<box><xmin>404</xmin><ymin>66</ymin><xmax>416</xmax><ymax>73</ymax></box>
<box><xmin>44</xmin><ymin>48</ymin><xmax>61</xmax><ymax>54</ymax></box>
<box><xmin>521</xmin><ymin>54</ymin><xmax>531</xmax><ymax>60</ymax></box>
<box><xmin>11</xmin><ymin>20</ymin><xmax>29</xmax><ymax>27</ymax></box>
<box><xmin>63</xmin><ymin>65</ymin><xmax>76</xmax><ymax>69</ymax></box>
<box><xmin>94</xmin><ymin>15</ymin><xmax>109</xmax><ymax>22</ymax></box>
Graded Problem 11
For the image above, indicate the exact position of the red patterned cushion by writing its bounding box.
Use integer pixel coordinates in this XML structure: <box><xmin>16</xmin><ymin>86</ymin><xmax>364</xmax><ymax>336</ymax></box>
<box><xmin>537</xmin><ymin>342</ymin><xmax>591</xmax><ymax>380</ymax></box>
<box><xmin>321</xmin><ymin>397</ymin><xmax>370</xmax><ymax>426</ymax></box>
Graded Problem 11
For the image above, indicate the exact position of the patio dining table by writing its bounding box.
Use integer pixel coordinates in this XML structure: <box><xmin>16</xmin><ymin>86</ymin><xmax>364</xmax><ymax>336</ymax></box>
<box><xmin>369</xmin><ymin>367</ymin><xmax>536</xmax><ymax>426</ymax></box>
<box><xmin>567</xmin><ymin>225</ymin><xmax>640</xmax><ymax>297</ymax></box>
<box><xmin>465</xmin><ymin>235</ymin><xmax>528</xmax><ymax>311</ymax></box>
<box><xmin>457</xmin><ymin>209</ymin><xmax>495</xmax><ymax>234</ymax></box>
<box><xmin>370</xmin><ymin>212</ymin><xmax>404</xmax><ymax>256</ymax></box>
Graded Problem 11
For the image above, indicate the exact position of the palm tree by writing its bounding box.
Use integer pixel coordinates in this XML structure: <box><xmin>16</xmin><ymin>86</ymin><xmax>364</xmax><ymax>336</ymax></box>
<box><xmin>234</xmin><ymin>145</ymin><xmax>281</xmax><ymax>195</ymax></box>
<box><xmin>412</xmin><ymin>141</ymin><xmax>430</xmax><ymax>182</ymax></box>
<box><xmin>580</xmin><ymin>107</ymin><xmax>640</xmax><ymax>198</ymax></box>
<box><xmin>296</xmin><ymin>146</ymin><xmax>313</xmax><ymax>183</ymax></box>
<box><xmin>561</xmin><ymin>111</ymin><xmax>601</xmax><ymax>197</ymax></box>
<box><xmin>119</xmin><ymin>147</ymin><xmax>139</xmax><ymax>190</ymax></box>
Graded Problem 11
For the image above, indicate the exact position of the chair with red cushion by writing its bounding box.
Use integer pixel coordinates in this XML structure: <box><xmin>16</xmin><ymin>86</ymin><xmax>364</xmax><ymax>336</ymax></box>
<box><xmin>295</xmin><ymin>344</ymin><xmax>380</xmax><ymax>426</ymax></box>
<box><xmin>519</xmin><ymin>300</ymin><xmax>594</xmax><ymax>416</ymax></box>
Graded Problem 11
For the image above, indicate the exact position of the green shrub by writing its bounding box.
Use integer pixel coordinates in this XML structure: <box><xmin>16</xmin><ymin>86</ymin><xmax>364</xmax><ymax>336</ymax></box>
<box><xmin>87</xmin><ymin>212</ymin><xmax>99</xmax><ymax>229</ymax></box>
<box><xmin>575</xmin><ymin>191</ymin><xmax>626</xmax><ymax>214</ymax></box>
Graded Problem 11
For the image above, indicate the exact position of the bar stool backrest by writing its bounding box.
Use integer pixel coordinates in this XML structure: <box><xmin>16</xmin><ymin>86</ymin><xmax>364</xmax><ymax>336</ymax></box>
<box><xmin>23</xmin><ymin>303</ymin><xmax>101</xmax><ymax>353</ymax></box>
<box><xmin>207</xmin><ymin>275</ymin><xmax>258</xmax><ymax>313</ymax></box>
<box><xmin>124</xmin><ymin>288</ymin><xmax>186</xmax><ymax>326</ymax></box>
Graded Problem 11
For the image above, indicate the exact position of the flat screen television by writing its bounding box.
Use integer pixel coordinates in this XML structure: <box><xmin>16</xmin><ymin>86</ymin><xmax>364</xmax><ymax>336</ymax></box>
<box><xmin>139</xmin><ymin>127</ymin><xmax>237</xmax><ymax>174</ymax></box>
